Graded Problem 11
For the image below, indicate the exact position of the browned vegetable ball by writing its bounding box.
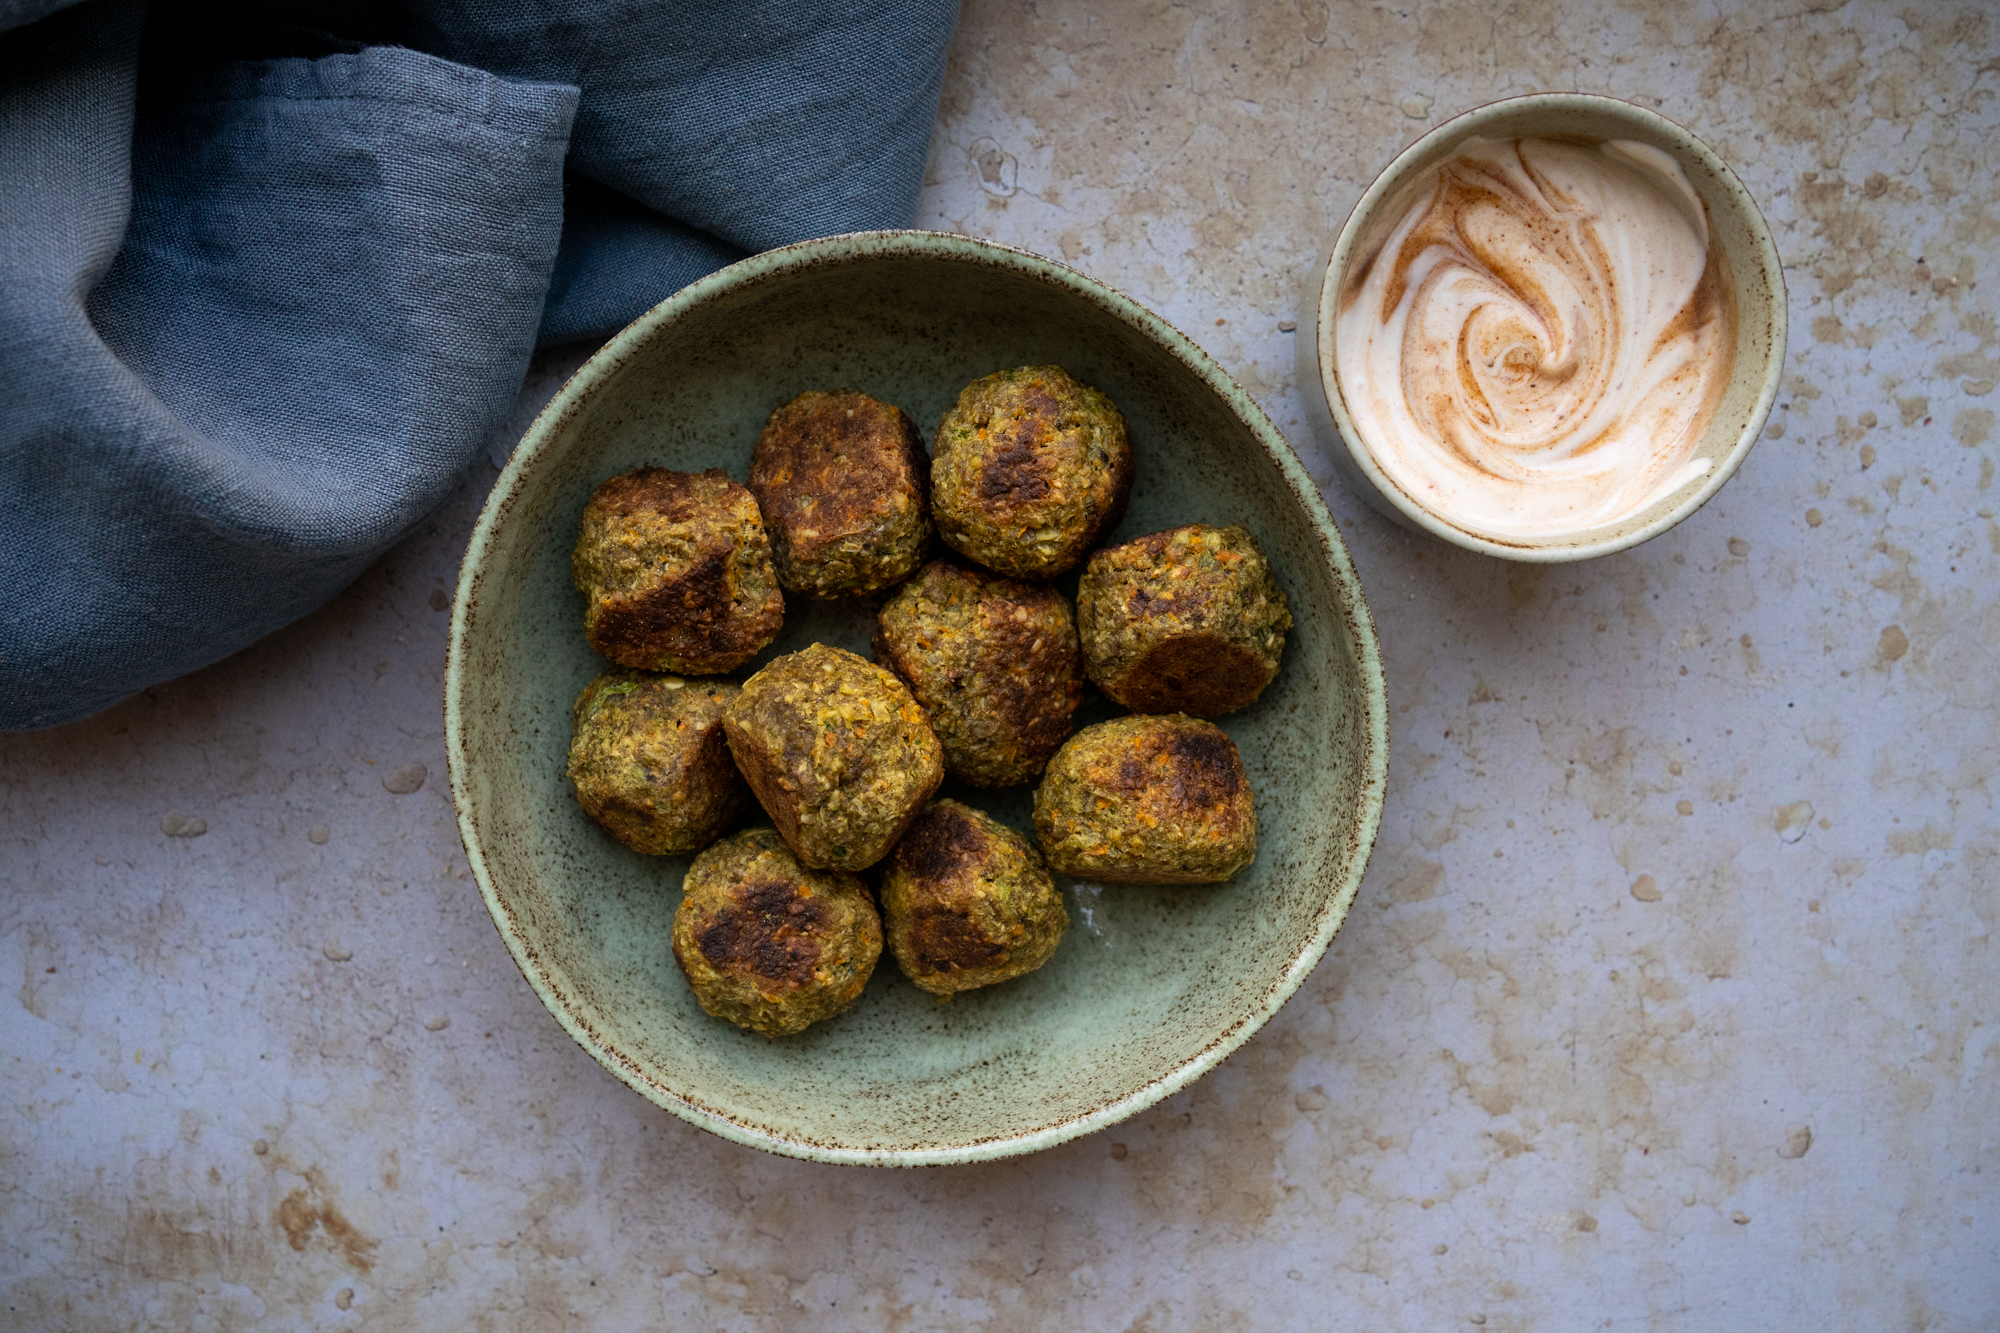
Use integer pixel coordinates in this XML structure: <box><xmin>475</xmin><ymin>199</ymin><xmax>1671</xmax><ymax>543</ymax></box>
<box><xmin>880</xmin><ymin>801</ymin><xmax>1068</xmax><ymax>996</ymax></box>
<box><xmin>749</xmin><ymin>390</ymin><xmax>933</xmax><ymax>597</ymax></box>
<box><xmin>930</xmin><ymin>365</ymin><xmax>1132</xmax><ymax>578</ymax></box>
<box><xmin>724</xmin><ymin>643</ymin><xmax>944</xmax><ymax>871</ymax></box>
<box><xmin>571</xmin><ymin>467</ymin><xmax>784</xmax><ymax>674</ymax></box>
<box><xmin>1032</xmin><ymin>714</ymin><xmax>1257</xmax><ymax>883</ymax></box>
<box><xmin>565</xmin><ymin>670</ymin><xmax>747</xmax><ymax>854</ymax></box>
<box><xmin>671</xmin><ymin>828</ymin><xmax>882</xmax><ymax>1037</ymax></box>
<box><xmin>873</xmin><ymin>559</ymin><xmax>1082</xmax><ymax>788</ymax></box>
<box><xmin>1076</xmin><ymin>523</ymin><xmax>1292</xmax><ymax>716</ymax></box>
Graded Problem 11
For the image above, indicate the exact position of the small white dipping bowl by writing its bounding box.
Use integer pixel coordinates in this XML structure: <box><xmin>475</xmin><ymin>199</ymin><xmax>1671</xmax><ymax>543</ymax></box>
<box><xmin>1298</xmin><ymin>93</ymin><xmax>1787</xmax><ymax>562</ymax></box>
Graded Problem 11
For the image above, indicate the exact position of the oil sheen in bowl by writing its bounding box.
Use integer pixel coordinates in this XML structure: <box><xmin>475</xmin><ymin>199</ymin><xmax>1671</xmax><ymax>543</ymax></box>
<box><xmin>1335</xmin><ymin>136</ymin><xmax>1737</xmax><ymax>542</ymax></box>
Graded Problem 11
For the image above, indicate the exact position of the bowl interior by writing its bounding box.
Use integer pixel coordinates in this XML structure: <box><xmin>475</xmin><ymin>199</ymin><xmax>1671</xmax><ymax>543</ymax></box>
<box><xmin>448</xmin><ymin>234</ymin><xmax>1387</xmax><ymax>1164</ymax></box>
<box><xmin>1316</xmin><ymin>94</ymin><xmax>1786</xmax><ymax>561</ymax></box>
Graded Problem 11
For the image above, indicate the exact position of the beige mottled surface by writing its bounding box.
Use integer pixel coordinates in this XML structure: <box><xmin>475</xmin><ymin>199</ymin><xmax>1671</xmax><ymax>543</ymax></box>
<box><xmin>3</xmin><ymin>1</ymin><xmax>1996</xmax><ymax>1328</ymax></box>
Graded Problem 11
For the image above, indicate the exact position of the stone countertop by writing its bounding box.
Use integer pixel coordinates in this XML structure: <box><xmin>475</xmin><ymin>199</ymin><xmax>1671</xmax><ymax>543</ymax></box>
<box><xmin>4</xmin><ymin>2</ymin><xmax>1995</xmax><ymax>1329</ymax></box>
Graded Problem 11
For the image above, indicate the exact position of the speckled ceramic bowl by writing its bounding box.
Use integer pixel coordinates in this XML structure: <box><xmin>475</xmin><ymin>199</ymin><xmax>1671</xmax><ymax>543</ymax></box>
<box><xmin>1298</xmin><ymin>94</ymin><xmax>1787</xmax><ymax>561</ymax></box>
<box><xmin>445</xmin><ymin>231</ymin><xmax>1389</xmax><ymax>1166</ymax></box>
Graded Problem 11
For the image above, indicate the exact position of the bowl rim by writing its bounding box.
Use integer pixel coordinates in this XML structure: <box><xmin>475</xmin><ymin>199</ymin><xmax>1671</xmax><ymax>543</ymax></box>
<box><xmin>444</xmin><ymin>228</ymin><xmax>1391</xmax><ymax>1166</ymax></box>
<box><xmin>1312</xmin><ymin>92</ymin><xmax>1789</xmax><ymax>562</ymax></box>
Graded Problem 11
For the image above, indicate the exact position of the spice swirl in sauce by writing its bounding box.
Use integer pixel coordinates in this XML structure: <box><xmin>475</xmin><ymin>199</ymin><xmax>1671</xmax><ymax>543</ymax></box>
<box><xmin>1335</xmin><ymin>137</ymin><xmax>1736</xmax><ymax>542</ymax></box>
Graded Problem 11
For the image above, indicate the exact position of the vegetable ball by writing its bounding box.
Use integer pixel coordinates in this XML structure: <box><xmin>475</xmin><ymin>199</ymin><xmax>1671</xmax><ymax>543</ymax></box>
<box><xmin>566</xmin><ymin>670</ymin><xmax>747</xmax><ymax>854</ymax></box>
<box><xmin>930</xmin><ymin>365</ymin><xmax>1132</xmax><ymax>578</ymax></box>
<box><xmin>749</xmin><ymin>390</ymin><xmax>932</xmax><ymax>597</ymax></box>
<box><xmin>1033</xmin><ymin>714</ymin><xmax>1257</xmax><ymax>884</ymax></box>
<box><xmin>881</xmin><ymin>801</ymin><xmax>1068</xmax><ymax>996</ymax></box>
<box><xmin>1077</xmin><ymin>523</ymin><xmax>1292</xmax><ymax>716</ymax></box>
<box><xmin>724</xmin><ymin>643</ymin><xmax>944</xmax><ymax>871</ymax></box>
<box><xmin>672</xmin><ymin>828</ymin><xmax>882</xmax><ymax>1037</ymax></box>
<box><xmin>572</xmin><ymin>467</ymin><xmax>785</xmax><ymax>674</ymax></box>
<box><xmin>873</xmin><ymin>559</ymin><xmax>1082</xmax><ymax>788</ymax></box>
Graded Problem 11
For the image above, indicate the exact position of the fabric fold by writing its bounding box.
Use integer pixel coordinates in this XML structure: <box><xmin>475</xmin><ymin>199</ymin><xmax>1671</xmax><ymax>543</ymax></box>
<box><xmin>2</xmin><ymin>2</ymin><xmax>578</xmax><ymax>726</ymax></box>
<box><xmin>0</xmin><ymin>0</ymin><xmax>958</xmax><ymax>730</ymax></box>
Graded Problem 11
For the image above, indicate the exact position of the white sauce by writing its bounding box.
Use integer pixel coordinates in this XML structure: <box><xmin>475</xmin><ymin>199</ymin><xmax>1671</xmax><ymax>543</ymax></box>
<box><xmin>1335</xmin><ymin>137</ymin><xmax>1735</xmax><ymax>541</ymax></box>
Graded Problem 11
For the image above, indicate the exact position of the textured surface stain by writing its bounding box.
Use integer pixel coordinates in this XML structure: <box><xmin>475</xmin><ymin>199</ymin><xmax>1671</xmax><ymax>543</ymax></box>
<box><xmin>276</xmin><ymin>1168</ymin><xmax>379</xmax><ymax>1273</ymax></box>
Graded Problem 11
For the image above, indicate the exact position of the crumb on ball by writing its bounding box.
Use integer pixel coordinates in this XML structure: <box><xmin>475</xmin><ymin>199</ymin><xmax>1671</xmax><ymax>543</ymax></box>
<box><xmin>749</xmin><ymin>390</ymin><xmax>932</xmax><ymax>597</ymax></box>
<box><xmin>571</xmin><ymin>467</ymin><xmax>785</xmax><ymax>674</ymax></box>
<box><xmin>724</xmin><ymin>643</ymin><xmax>944</xmax><ymax>871</ymax></box>
<box><xmin>930</xmin><ymin>365</ymin><xmax>1132</xmax><ymax>579</ymax></box>
<box><xmin>1077</xmin><ymin>523</ymin><xmax>1291</xmax><ymax>716</ymax></box>
<box><xmin>882</xmin><ymin>800</ymin><xmax>1068</xmax><ymax>996</ymax></box>
<box><xmin>672</xmin><ymin>828</ymin><xmax>882</xmax><ymax>1037</ymax></box>
<box><xmin>873</xmin><ymin>559</ymin><xmax>1082</xmax><ymax>788</ymax></box>
<box><xmin>566</xmin><ymin>669</ymin><xmax>747</xmax><ymax>854</ymax></box>
<box><xmin>1032</xmin><ymin>714</ymin><xmax>1256</xmax><ymax>884</ymax></box>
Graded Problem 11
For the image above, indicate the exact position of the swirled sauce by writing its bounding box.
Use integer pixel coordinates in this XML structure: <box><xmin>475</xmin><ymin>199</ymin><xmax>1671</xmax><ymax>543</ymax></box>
<box><xmin>1334</xmin><ymin>137</ymin><xmax>1735</xmax><ymax>541</ymax></box>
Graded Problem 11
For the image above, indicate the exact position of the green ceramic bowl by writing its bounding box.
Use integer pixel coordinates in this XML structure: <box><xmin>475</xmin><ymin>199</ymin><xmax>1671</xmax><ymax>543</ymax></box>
<box><xmin>444</xmin><ymin>231</ymin><xmax>1389</xmax><ymax>1166</ymax></box>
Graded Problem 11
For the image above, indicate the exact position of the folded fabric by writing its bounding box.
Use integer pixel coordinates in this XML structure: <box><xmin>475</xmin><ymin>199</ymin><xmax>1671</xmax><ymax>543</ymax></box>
<box><xmin>0</xmin><ymin>0</ymin><xmax>958</xmax><ymax>730</ymax></box>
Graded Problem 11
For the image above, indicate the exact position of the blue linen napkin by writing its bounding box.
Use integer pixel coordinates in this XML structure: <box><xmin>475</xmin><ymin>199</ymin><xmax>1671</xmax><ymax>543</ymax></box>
<box><xmin>0</xmin><ymin>0</ymin><xmax>958</xmax><ymax>730</ymax></box>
